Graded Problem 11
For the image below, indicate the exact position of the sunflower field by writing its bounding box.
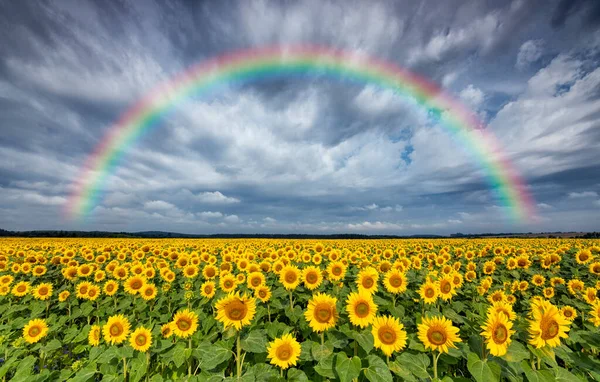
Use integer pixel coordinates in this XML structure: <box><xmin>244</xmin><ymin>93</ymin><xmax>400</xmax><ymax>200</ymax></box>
<box><xmin>0</xmin><ymin>238</ymin><xmax>599</xmax><ymax>382</ymax></box>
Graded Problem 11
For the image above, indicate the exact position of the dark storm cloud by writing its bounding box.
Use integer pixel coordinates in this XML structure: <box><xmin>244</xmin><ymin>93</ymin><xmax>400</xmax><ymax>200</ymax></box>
<box><xmin>0</xmin><ymin>0</ymin><xmax>599</xmax><ymax>234</ymax></box>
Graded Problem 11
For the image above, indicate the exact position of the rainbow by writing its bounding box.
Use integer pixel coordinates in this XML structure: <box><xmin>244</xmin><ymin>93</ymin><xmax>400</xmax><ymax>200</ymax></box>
<box><xmin>65</xmin><ymin>45</ymin><xmax>535</xmax><ymax>222</ymax></box>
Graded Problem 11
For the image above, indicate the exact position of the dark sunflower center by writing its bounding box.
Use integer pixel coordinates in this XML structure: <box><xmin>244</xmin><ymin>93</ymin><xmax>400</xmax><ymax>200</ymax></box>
<box><xmin>177</xmin><ymin>318</ymin><xmax>191</xmax><ymax>331</ymax></box>
<box><xmin>132</xmin><ymin>280</ymin><xmax>142</xmax><ymax>289</ymax></box>
<box><xmin>204</xmin><ymin>286</ymin><xmax>213</xmax><ymax>294</ymax></box>
<box><xmin>110</xmin><ymin>324</ymin><xmax>123</xmax><ymax>336</ymax></box>
<box><xmin>276</xmin><ymin>344</ymin><xmax>293</xmax><ymax>361</ymax></box>
<box><xmin>332</xmin><ymin>266</ymin><xmax>342</xmax><ymax>276</ymax></box>
<box><xmin>135</xmin><ymin>334</ymin><xmax>147</xmax><ymax>346</ymax></box>
<box><xmin>227</xmin><ymin>300</ymin><xmax>248</xmax><ymax>321</ymax></box>
<box><xmin>440</xmin><ymin>281</ymin><xmax>451</xmax><ymax>294</ymax></box>
<box><xmin>259</xmin><ymin>290</ymin><xmax>267</xmax><ymax>298</ymax></box>
<box><xmin>541</xmin><ymin>318</ymin><xmax>559</xmax><ymax>340</ymax></box>
<box><xmin>224</xmin><ymin>280</ymin><xmax>233</xmax><ymax>288</ymax></box>
<box><xmin>428</xmin><ymin>329</ymin><xmax>446</xmax><ymax>345</ymax></box>
<box><xmin>362</xmin><ymin>277</ymin><xmax>374</xmax><ymax>288</ymax></box>
<box><xmin>378</xmin><ymin>327</ymin><xmax>397</xmax><ymax>345</ymax></box>
<box><xmin>390</xmin><ymin>275</ymin><xmax>403</xmax><ymax>288</ymax></box>
<box><xmin>493</xmin><ymin>324</ymin><xmax>508</xmax><ymax>344</ymax></box>
<box><xmin>315</xmin><ymin>303</ymin><xmax>333</xmax><ymax>323</ymax></box>
<box><xmin>29</xmin><ymin>326</ymin><xmax>41</xmax><ymax>337</ymax></box>
<box><xmin>425</xmin><ymin>287</ymin><xmax>435</xmax><ymax>298</ymax></box>
<box><xmin>206</xmin><ymin>268</ymin><xmax>215</xmax><ymax>277</ymax></box>
<box><xmin>355</xmin><ymin>302</ymin><xmax>370</xmax><ymax>318</ymax></box>
<box><xmin>306</xmin><ymin>272</ymin><xmax>318</xmax><ymax>284</ymax></box>
<box><xmin>39</xmin><ymin>287</ymin><xmax>48</xmax><ymax>295</ymax></box>
<box><xmin>17</xmin><ymin>286</ymin><xmax>25</xmax><ymax>292</ymax></box>
<box><xmin>285</xmin><ymin>272</ymin><xmax>297</xmax><ymax>283</ymax></box>
<box><xmin>251</xmin><ymin>278</ymin><xmax>261</xmax><ymax>287</ymax></box>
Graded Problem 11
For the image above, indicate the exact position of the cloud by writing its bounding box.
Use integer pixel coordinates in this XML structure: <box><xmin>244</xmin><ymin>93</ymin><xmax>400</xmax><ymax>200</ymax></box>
<box><xmin>194</xmin><ymin>191</ymin><xmax>240</xmax><ymax>204</ymax></box>
<box><xmin>537</xmin><ymin>203</ymin><xmax>554</xmax><ymax>209</ymax></box>
<box><xmin>459</xmin><ymin>85</ymin><xmax>485</xmax><ymax>110</ymax></box>
<box><xmin>516</xmin><ymin>40</ymin><xmax>544</xmax><ymax>69</ymax></box>
<box><xmin>568</xmin><ymin>191</ymin><xmax>598</xmax><ymax>198</ymax></box>
<box><xmin>198</xmin><ymin>211</ymin><xmax>223</xmax><ymax>219</ymax></box>
<box><xmin>144</xmin><ymin>200</ymin><xmax>176</xmax><ymax>211</ymax></box>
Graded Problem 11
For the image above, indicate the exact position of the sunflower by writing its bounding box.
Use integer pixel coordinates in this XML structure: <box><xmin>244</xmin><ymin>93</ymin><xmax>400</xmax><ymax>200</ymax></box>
<box><xmin>215</xmin><ymin>292</ymin><xmax>257</xmax><ymax>330</ymax></box>
<box><xmin>12</xmin><ymin>281</ymin><xmax>30</xmax><ymax>297</ymax></box>
<box><xmin>103</xmin><ymin>280</ymin><xmax>119</xmax><ymax>296</ymax></box>
<box><xmin>304</xmin><ymin>292</ymin><xmax>338</xmax><ymax>333</ymax></box>
<box><xmin>124</xmin><ymin>276</ymin><xmax>146</xmax><ymax>295</ymax></box>
<box><xmin>200</xmin><ymin>281</ymin><xmax>216</xmax><ymax>299</ymax></box>
<box><xmin>86</xmin><ymin>284</ymin><xmax>101</xmax><ymax>301</ymax></box>
<box><xmin>372</xmin><ymin>315</ymin><xmax>408</xmax><ymax>357</ymax></box>
<box><xmin>161</xmin><ymin>322</ymin><xmax>174</xmax><ymax>338</ymax></box>
<box><xmin>172</xmin><ymin>309</ymin><xmax>199</xmax><ymax>338</ymax></box>
<box><xmin>266</xmin><ymin>333</ymin><xmax>302</xmax><ymax>370</ymax></box>
<box><xmin>438</xmin><ymin>276</ymin><xmax>456</xmax><ymax>301</ymax></box>
<box><xmin>560</xmin><ymin>306</ymin><xmax>577</xmax><ymax>321</ymax></box>
<box><xmin>250</xmin><ymin>283</ymin><xmax>269</xmax><ymax>302</ymax></box>
<box><xmin>543</xmin><ymin>287</ymin><xmax>555</xmax><ymax>299</ymax></box>
<box><xmin>589</xmin><ymin>302</ymin><xmax>600</xmax><ymax>327</ymax></box>
<box><xmin>247</xmin><ymin>272</ymin><xmax>266</xmax><ymax>290</ymax></box>
<box><xmin>32</xmin><ymin>283</ymin><xmax>53</xmax><ymax>301</ymax></box>
<box><xmin>219</xmin><ymin>274</ymin><xmax>237</xmax><ymax>293</ymax></box>
<box><xmin>327</xmin><ymin>261</ymin><xmax>347</xmax><ymax>282</ymax></box>
<box><xmin>346</xmin><ymin>290</ymin><xmax>377</xmax><ymax>328</ymax></box>
<box><xmin>88</xmin><ymin>325</ymin><xmax>101</xmax><ymax>346</ymax></box>
<box><xmin>590</xmin><ymin>262</ymin><xmax>600</xmax><ymax>276</ymax></box>
<box><xmin>383</xmin><ymin>270</ymin><xmax>408</xmax><ymax>294</ymax></box>
<box><xmin>103</xmin><ymin>315</ymin><xmax>131</xmax><ymax>345</ymax></box>
<box><xmin>356</xmin><ymin>267</ymin><xmax>379</xmax><ymax>294</ymax></box>
<box><xmin>75</xmin><ymin>281</ymin><xmax>92</xmax><ymax>299</ymax></box>
<box><xmin>418</xmin><ymin>316</ymin><xmax>461</xmax><ymax>353</ymax></box>
<box><xmin>419</xmin><ymin>281</ymin><xmax>439</xmax><ymax>304</ymax></box>
<box><xmin>532</xmin><ymin>275</ymin><xmax>545</xmax><ymax>287</ymax></box>
<box><xmin>140</xmin><ymin>283</ymin><xmax>157</xmax><ymax>301</ymax></box>
<box><xmin>55</xmin><ymin>290</ymin><xmax>69</xmax><ymax>302</ymax></box>
<box><xmin>23</xmin><ymin>318</ymin><xmax>49</xmax><ymax>344</ymax></box>
<box><xmin>584</xmin><ymin>287</ymin><xmax>597</xmax><ymax>305</ymax></box>
<box><xmin>302</xmin><ymin>266</ymin><xmax>323</xmax><ymax>290</ymax></box>
<box><xmin>567</xmin><ymin>279</ymin><xmax>584</xmax><ymax>295</ymax></box>
<box><xmin>528</xmin><ymin>300</ymin><xmax>570</xmax><ymax>348</ymax></box>
<box><xmin>576</xmin><ymin>249</ymin><xmax>593</xmax><ymax>264</ymax></box>
<box><xmin>129</xmin><ymin>326</ymin><xmax>152</xmax><ymax>352</ymax></box>
<box><xmin>280</xmin><ymin>265</ymin><xmax>301</xmax><ymax>290</ymax></box>
<box><xmin>480</xmin><ymin>312</ymin><xmax>514</xmax><ymax>356</ymax></box>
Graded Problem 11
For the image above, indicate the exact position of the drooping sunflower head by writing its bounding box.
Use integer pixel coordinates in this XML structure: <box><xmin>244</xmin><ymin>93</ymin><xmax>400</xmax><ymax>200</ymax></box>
<box><xmin>23</xmin><ymin>318</ymin><xmax>49</xmax><ymax>344</ymax></box>
<box><xmin>215</xmin><ymin>292</ymin><xmax>257</xmax><ymax>331</ymax></box>
<box><xmin>129</xmin><ymin>326</ymin><xmax>152</xmax><ymax>352</ymax></box>
<box><xmin>345</xmin><ymin>290</ymin><xmax>377</xmax><ymax>328</ymax></box>
<box><xmin>383</xmin><ymin>269</ymin><xmax>408</xmax><ymax>294</ymax></box>
<box><xmin>266</xmin><ymin>333</ymin><xmax>302</xmax><ymax>370</ymax></box>
<box><xmin>372</xmin><ymin>315</ymin><xmax>408</xmax><ymax>357</ymax></box>
<box><xmin>103</xmin><ymin>315</ymin><xmax>131</xmax><ymax>345</ymax></box>
<box><xmin>417</xmin><ymin>316</ymin><xmax>461</xmax><ymax>353</ymax></box>
<box><xmin>304</xmin><ymin>292</ymin><xmax>338</xmax><ymax>333</ymax></box>
<box><xmin>302</xmin><ymin>266</ymin><xmax>323</xmax><ymax>290</ymax></box>
<box><xmin>279</xmin><ymin>265</ymin><xmax>301</xmax><ymax>290</ymax></box>
<box><xmin>172</xmin><ymin>309</ymin><xmax>199</xmax><ymax>338</ymax></box>
<box><xmin>480</xmin><ymin>312</ymin><xmax>514</xmax><ymax>356</ymax></box>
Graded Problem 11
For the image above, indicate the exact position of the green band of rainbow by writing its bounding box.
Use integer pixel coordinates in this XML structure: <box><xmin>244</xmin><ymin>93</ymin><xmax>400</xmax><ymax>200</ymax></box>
<box><xmin>65</xmin><ymin>45</ymin><xmax>535</xmax><ymax>222</ymax></box>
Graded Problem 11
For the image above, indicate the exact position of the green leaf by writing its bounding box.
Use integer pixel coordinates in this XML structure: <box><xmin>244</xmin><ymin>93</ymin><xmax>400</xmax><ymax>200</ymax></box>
<box><xmin>68</xmin><ymin>363</ymin><xmax>97</xmax><ymax>382</ymax></box>
<box><xmin>10</xmin><ymin>356</ymin><xmax>36</xmax><ymax>381</ymax></box>
<box><xmin>503</xmin><ymin>341</ymin><xmax>530</xmax><ymax>363</ymax></box>
<box><xmin>173</xmin><ymin>343</ymin><xmax>187</xmax><ymax>368</ymax></box>
<box><xmin>241</xmin><ymin>330</ymin><xmax>267</xmax><ymax>353</ymax></box>
<box><xmin>287</xmin><ymin>368</ymin><xmax>309</xmax><ymax>382</ymax></box>
<box><xmin>520</xmin><ymin>360</ymin><xmax>555</xmax><ymax>382</ymax></box>
<box><xmin>311</xmin><ymin>341</ymin><xmax>334</xmax><ymax>361</ymax></box>
<box><xmin>467</xmin><ymin>352</ymin><xmax>499</xmax><ymax>382</ymax></box>
<box><xmin>397</xmin><ymin>352</ymin><xmax>431</xmax><ymax>379</ymax></box>
<box><xmin>129</xmin><ymin>352</ymin><xmax>149</xmax><ymax>382</ymax></box>
<box><xmin>342</xmin><ymin>328</ymin><xmax>374</xmax><ymax>353</ymax></box>
<box><xmin>554</xmin><ymin>367</ymin><xmax>585</xmax><ymax>382</ymax></box>
<box><xmin>335</xmin><ymin>353</ymin><xmax>361</xmax><ymax>382</ymax></box>
<box><xmin>43</xmin><ymin>339</ymin><xmax>62</xmax><ymax>352</ymax></box>
<box><xmin>198</xmin><ymin>341</ymin><xmax>234</xmax><ymax>370</ymax></box>
<box><xmin>364</xmin><ymin>354</ymin><xmax>393</xmax><ymax>382</ymax></box>
<box><xmin>246</xmin><ymin>363</ymin><xmax>278</xmax><ymax>382</ymax></box>
<box><xmin>314</xmin><ymin>353</ymin><xmax>336</xmax><ymax>379</ymax></box>
<box><xmin>388</xmin><ymin>359</ymin><xmax>418</xmax><ymax>382</ymax></box>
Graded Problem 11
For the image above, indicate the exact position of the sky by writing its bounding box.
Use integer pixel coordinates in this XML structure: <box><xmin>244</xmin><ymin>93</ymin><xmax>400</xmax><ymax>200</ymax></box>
<box><xmin>1</xmin><ymin>0</ymin><xmax>600</xmax><ymax>235</ymax></box>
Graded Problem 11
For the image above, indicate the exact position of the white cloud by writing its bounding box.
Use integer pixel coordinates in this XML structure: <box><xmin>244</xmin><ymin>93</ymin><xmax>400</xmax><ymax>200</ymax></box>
<box><xmin>198</xmin><ymin>211</ymin><xmax>223</xmax><ymax>219</ymax></box>
<box><xmin>459</xmin><ymin>85</ymin><xmax>485</xmax><ymax>110</ymax></box>
<box><xmin>568</xmin><ymin>191</ymin><xmax>598</xmax><ymax>199</ymax></box>
<box><xmin>144</xmin><ymin>200</ymin><xmax>176</xmax><ymax>211</ymax></box>
<box><xmin>516</xmin><ymin>39</ymin><xmax>544</xmax><ymax>69</ymax></box>
<box><xmin>537</xmin><ymin>203</ymin><xmax>553</xmax><ymax>209</ymax></box>
<box><xmin>447</xmin><ymin>219</ymin><xmax>462</xmax><ymax>224</ymax></box>
<box><xmin>224</xmin><ymin>215</ymin><xmax>241</xmax><ymax>224</ymax></box>
<box><xmin>195</xmin><ymin>191</ymin><xmax>240</xmax><ymax>204</ymax></box>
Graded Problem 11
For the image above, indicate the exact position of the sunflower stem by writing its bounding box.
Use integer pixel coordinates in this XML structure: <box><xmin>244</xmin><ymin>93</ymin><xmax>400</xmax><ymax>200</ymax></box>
<box><xmin>267</xmin><ymin>304</ymin><xmax>271</xmax><ymax>322</ymax></box>
<box><xmin>289</xmin><ymin>290</ymin><xmax>294</xmax><ymax>310</ymax></box>
<box><xmin>122</xmin><ymin>357</ymin><xmax>128</xmax><ymax>381</ymax></box>
<box><xmin>321</xmin><ymin>331</ymin><xmax>325</xmax><ymax>347</ymax></box>
<box><xmin>188</xmin><ymin>337</ymin><xmax>192</xmax><ymax>377</ymax></box>
<box><xmin>236</xmin><ymin>331</ymin><xmax>242</xmax><ymax>381</ymax></box>
<box><xmin>537</xmin><ymin>356</ymin><xmax>541</xmax><ymax>370</ymax></box>
<box><xmin>354</xmin><ymin>340</ymin><xmax>358</xmax><ymax>357</ymax></box>
<box><xmin>432</xmin><ymin>351</ymin><xmax>441</xmax><ymax>380</ymax></box>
